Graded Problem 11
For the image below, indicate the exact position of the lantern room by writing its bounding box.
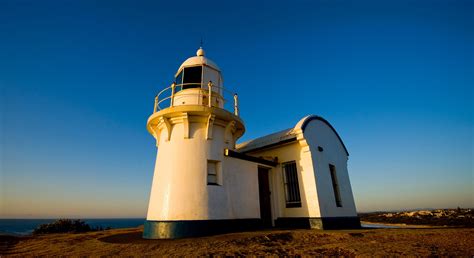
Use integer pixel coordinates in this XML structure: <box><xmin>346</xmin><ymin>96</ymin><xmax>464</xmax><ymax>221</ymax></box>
<box><xmin>169</xmin><ymin>47</ymin><xmax>223</xmax><ymax>108</ymax></box>
<box><xmin>175</xmin><ymin>47</ymin><xmax>222</xmax><ymax>91</ymax></box>
<box><xmin>153</xmin><ymin>47</ymin><xmax>239</xmax><ymax>116</ymax></box>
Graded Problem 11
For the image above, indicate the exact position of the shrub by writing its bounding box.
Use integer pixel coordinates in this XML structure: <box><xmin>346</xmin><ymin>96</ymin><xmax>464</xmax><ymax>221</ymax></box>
<box><xmin>33</xmin><ymin>219</ymin><xmax>93</xmax><ymax>234</ymax></box>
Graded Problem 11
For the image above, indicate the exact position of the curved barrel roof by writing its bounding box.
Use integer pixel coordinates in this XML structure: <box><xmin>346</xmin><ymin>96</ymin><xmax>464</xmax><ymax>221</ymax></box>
<box><xmin>236</xmin><ymin>115</ymin><xmax>349</xmax><ymax>156</ymax></box>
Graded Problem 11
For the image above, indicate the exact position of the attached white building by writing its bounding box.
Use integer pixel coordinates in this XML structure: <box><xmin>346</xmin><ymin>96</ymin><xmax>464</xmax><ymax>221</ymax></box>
<box><xmin>143</xmin><ymin>48</ymin><xmax>360</xmax><ymax>239</ymax></box>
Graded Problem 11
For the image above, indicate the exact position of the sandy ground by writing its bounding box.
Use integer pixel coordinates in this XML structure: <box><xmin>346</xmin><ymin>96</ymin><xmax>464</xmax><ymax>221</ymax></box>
<box><xmin>1</xmin><ymin>225</ymin><xmax>473</xmax><ymax>256</ymax></box>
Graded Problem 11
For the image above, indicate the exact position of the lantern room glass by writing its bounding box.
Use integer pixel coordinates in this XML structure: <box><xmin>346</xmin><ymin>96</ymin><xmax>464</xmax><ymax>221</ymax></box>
<box><xmin>176</xmin><ymin>66</ymin><xmax>202</xmax><ymax>90</ymax></box>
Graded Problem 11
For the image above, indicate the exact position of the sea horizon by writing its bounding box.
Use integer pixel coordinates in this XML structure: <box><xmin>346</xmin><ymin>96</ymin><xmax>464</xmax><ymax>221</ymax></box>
<box><xmin>0</xmin><ymin>218</ymin><xmax>146</xmax><ymax>236</ymax></box>
<box><xmin>0</xmin><ymin>217</ymin><xmax>146</xmax><ymax>220</ymax></box>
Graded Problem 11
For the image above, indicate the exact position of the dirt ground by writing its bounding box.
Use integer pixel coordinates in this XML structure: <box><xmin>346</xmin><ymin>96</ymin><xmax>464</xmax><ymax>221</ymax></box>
<box><xmin>1</xmin><ymin>225</ymin><xmax>473</xmax><ymax>256</ymax></box>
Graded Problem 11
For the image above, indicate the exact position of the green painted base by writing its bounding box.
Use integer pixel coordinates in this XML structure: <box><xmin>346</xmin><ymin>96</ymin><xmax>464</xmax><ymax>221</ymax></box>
<box><xmin>274</xmin><ymin>216</ymin><xmax>361</xmax><ymax>229</ymax></box>
<box><xmin>143</xmin><ymin>219</ymin><xmax>262</xmax><ymax>239</ymax></box>
<box><xmin>143</xmin><ymin>217</ymin><xmax>360</xmax><ymax>239</ymax></box>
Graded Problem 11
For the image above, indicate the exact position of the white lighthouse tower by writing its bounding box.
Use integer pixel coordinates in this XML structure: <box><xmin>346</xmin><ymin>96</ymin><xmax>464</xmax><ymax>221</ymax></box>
<box><xmin>144</xmin><ymin>48</ymin><xmax>253</xmax><ymax>239</ymax></box>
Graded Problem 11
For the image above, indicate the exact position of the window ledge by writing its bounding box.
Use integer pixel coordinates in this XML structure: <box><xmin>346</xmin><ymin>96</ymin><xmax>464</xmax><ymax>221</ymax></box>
<box><xmin>286</xmin><ymin>203</ymin><xmax>302</xmax><ymax>208</ymax></box>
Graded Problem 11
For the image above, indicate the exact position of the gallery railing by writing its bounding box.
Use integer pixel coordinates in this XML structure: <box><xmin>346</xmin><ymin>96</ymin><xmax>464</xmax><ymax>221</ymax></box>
<box><xmin>153</xmin><ymin>82</ymin><xmax>239</xmax><ymax>116</ymax></box>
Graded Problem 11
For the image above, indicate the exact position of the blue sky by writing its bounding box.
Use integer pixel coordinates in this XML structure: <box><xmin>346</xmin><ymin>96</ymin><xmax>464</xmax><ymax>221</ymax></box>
<box><xmin>1</xmin><ymin>0</ymin><xmax>472</xmax><ymax>218</ymax></box>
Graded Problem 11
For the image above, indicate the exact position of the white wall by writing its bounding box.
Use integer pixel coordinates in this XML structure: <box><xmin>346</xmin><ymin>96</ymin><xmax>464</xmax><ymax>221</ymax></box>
<box><xmin>146</xmin><ymin>116</ymin><xmax>259</xmax><ymax>221</ymax></box>
<box><xmin>147</xmin><ymin>122</ymin><xmax>210</xmax><ymax>220</ymax></box>
<box><xmin>173</xmin><ymin>88</ymin><xmax>224</xmax><ymax>109</ymax></box>
<box><xmin>208</xmin><ymin>157</ymin><xmax>260</xmax><ymax>219</ymax></box>
<box><xmin>303</xmin><ymin>120</ymin><xmax>358</xmax><ymax>217</ymax></box>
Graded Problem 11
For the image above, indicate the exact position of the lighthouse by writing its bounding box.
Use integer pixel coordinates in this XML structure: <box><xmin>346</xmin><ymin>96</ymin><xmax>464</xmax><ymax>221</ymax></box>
<box><xmin>143</xmin><ymin>47</ymin><xmax>255</xmax><ymax>239</ymax></box>
<box><xmin>144</xmin><ymin>48</ymin><xmax>360</xmax><ymax>239</ymax></box>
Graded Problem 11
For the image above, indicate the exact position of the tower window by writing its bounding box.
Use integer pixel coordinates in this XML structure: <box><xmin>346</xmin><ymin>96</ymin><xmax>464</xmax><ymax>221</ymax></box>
<box><xmin>207</xmin><ymin>160</ymin><xmax>221</xmax><ymax>185</ymax></box>
<box><xmin>329</xmin><ymin>164</ymin><xmax>342</xmax><ymax>207</ymax></box>
<box><xmin>182</xmin><ymin>66</ymin><xmax>202</xmax><ymax>90</ymax></box>
<box><xmin>282</xmin><ymin>161</ymin><xmax>301</xmax><ymax>208</ymax></box>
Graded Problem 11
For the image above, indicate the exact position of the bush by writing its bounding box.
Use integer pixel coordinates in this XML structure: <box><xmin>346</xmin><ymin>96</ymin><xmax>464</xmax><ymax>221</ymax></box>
<box><xmin>33</xmin><ymin>219</ymin><xmax>93</xmax><ymax>234</ymax></box>
<box><xmin>358</xmin><ymin>209</ymin><xmax>473</xmax><ymax>228</ymax></box>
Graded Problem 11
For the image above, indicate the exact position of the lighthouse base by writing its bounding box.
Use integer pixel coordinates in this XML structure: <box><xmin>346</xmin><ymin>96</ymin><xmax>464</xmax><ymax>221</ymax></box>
<box><xmin>143</xmin><ymin>219</ymin><xmax>262</xmax><ymax>239</ymax></box>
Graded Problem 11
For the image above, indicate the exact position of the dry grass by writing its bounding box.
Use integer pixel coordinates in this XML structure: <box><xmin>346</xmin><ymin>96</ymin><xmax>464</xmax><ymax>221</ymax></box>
<box><xmin>1</xmin><ymin>226</ymin><xmax>473</xmax><ymax>256</ymax></box>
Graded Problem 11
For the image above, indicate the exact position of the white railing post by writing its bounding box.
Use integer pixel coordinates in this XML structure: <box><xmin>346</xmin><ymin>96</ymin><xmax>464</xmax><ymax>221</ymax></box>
<box><xmin>170</xmin><ymin>83</ymin><xmax>175</xmax><ymax>107</ymax></box>
<box><xmin>208</xmin><ymin>81</ymin><xmax>213</xmax><ymax>107</ymax></box>
<box><xmin>234</xmin><ymin>93</ymin><xmax>239</xmax><ymax>116</ymax></box>
<box><xmin>153</xmin><ymin>95</ymin><xmax>158</xmax><ymax>113</ymax></box>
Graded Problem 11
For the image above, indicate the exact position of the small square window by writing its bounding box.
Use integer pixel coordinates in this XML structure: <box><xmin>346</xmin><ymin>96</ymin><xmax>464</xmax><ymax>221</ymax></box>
<box><xmin>207</xmin><ymin>160</ymin><xmax>221</xmax><ymax>185</ymax></box>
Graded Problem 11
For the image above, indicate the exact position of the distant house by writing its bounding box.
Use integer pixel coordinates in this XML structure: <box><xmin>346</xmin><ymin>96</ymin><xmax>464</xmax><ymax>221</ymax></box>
<box><xmin>143</xmin><ymin>48</ymin><xmax>359</xmax><ymax>239</ymax></box>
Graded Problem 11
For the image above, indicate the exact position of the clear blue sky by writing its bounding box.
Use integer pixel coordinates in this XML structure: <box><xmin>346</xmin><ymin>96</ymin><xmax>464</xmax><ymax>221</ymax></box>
<box><xmin>1</xmin><ymin>0</ymin><xmax>472</xmax><ymax>218</ymax></box>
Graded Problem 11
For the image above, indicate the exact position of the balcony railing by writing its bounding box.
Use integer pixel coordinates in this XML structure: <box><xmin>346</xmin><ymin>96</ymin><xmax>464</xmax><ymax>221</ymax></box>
<box><xmin>153</xmin><ymin>82</ymin><xmax>239</xmax><ymax>116</ymax></box>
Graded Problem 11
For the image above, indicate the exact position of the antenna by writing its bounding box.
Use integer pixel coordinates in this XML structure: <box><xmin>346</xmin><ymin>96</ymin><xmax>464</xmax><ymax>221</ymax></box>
<box><xmin>200</xmin><ymin>37</ymin><xmax>203</xmax><ymax>48</ymax></box>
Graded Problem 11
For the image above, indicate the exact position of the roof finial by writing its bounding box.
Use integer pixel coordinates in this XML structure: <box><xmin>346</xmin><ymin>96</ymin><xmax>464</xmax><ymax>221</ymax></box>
<box><xmin>196</xmin><ymin>38</ymin><xmax>205</xmax><ymax>56</ymax></box>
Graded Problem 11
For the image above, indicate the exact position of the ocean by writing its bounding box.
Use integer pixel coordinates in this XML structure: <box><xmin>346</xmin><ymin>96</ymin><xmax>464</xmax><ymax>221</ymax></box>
<box><xmin>360</xmin><ymin>223</ymin><xmax>401</xmax><ymax>229</ymax></box>
<box><xmin>0</xmin><ymin>218</ymin><xmax>145</xmax><ymax>236</ymax></box>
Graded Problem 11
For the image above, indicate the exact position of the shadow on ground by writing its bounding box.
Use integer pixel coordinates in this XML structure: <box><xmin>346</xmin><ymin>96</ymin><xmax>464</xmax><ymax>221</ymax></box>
<box><xmin>98</xmin><ymin>232</ymin><xmax>151</xmax><ymax>244</ymax></box>
<box><xmin>0</xmin><ymin>235</ymin><xmax>22</xmax><ymax>253</ymax></box>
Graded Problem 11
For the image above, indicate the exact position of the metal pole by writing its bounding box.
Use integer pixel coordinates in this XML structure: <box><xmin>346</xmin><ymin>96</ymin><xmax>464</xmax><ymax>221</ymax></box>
<box><xmin>154</xmin><ymin>95</ymin><xmax>158</xmax><ymax>113</ymax></box>
<box><xmin>170</xmin><ymin>83</ymin><xmax>175</xmax><ymax>107</ymax></box>
<box><xmin>234</xmin><ymin>93</ymin><xmax>239</xmax><ymax>116</ymax></box>
<box><xmin>208</xmin><ymin>81</ymin><xmax>213</xmax><ymax>107</ymax></box>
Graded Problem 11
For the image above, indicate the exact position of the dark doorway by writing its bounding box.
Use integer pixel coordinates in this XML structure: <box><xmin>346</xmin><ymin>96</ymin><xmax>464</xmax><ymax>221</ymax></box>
<box><xmin>258</xmin><ymin>167</ymin><xmax>272</xmax><ymax>228</ymax></box>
